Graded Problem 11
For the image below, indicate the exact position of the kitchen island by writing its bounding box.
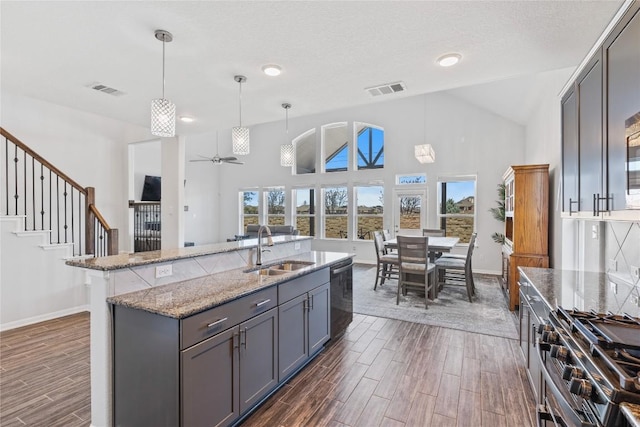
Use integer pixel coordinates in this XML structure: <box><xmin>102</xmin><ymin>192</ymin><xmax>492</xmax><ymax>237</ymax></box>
<box><xmin>518</xmin><ymin>267</ymin><xmax>640</xmax><ymax>427</ymax></box>
<box><xmin>65</xmin><ymin>235</ymin><xmax>351</xmax><ymax>427</ymax></box>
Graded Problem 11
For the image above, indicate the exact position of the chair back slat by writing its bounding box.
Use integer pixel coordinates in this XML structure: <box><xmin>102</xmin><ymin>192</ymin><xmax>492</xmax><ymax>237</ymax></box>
<box><xmin>397</xmin><ymin>235</ymin><xmax>429</xmax><ymax>264</ymax></box>
<box><xmin>422</xmin><ymin>228</ymin><xmax>445</xmax><ymax>237</ymax></box>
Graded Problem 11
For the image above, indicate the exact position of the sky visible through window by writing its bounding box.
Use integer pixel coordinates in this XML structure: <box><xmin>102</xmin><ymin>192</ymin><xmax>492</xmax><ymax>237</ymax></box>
<box><xmin>442</xmin><ymin>181</ymin><xmax>475</xmax><ymax>203</ymax></box>
<box><xmin>326</xmin><ymin>146</ymin><xmax>348</xmax><ymax>171</ymax></box>
<box><xmin>357</xmin><ymin>127</ymin><xmax>384</xmax><ymax>169</ymax></box>
<box><xmin>357</xmin><ymin>186</ymin><xmax>383</xmax><ymax>207</ymax></box>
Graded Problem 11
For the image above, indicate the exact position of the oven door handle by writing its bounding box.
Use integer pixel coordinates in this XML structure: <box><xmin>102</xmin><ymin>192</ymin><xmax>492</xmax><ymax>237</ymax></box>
<box><xmin>536</xmin><ymin>343</ymin><xmax>596</xmax><ymax>427</ymax></box>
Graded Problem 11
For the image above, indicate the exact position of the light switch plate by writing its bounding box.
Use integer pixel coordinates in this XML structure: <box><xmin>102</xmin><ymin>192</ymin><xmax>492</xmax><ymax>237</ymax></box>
<box><xmin>609</xmin><ymin>281</ymin><xmax>617</xmax><ymax>294</ymax></box>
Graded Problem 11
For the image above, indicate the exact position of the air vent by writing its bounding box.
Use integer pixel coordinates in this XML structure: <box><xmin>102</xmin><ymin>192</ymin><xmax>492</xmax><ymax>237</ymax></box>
<box><xmin>86</xmin><ymin>82</ymin><xmax>126</xmax><ymax>97</ymax></box>
<box><xmin>365</xmin><ymin>81</ymin><xmax>406</xmax><ymax>97</ymax></box>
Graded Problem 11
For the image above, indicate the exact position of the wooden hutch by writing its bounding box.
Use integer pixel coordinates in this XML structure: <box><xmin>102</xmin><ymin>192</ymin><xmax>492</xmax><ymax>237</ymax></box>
<box><xmin>500</xmin><ymin>164</ymin><xmax>549</xmax><ymax>311</ymax></box>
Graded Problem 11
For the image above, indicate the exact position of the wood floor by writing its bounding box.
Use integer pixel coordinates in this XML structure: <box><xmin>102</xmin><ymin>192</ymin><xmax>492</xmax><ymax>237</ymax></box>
<box><xmin>0</xmin><ymin>310</ymin><xmax>535</xmax><ymax>427</ymax></box>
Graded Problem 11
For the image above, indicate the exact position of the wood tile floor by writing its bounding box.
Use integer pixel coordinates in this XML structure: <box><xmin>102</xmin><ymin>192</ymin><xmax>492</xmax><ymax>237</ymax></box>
<box><xmin>0</xmin><ymin>291</ymin><xmax>535</xmax><ymax>427</ymax></box>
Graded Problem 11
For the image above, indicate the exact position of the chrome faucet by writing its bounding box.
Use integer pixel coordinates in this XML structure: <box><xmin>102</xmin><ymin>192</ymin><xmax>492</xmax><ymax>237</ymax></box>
<box><xmin>256</xmin><ymin>225</ymin><xmax>273</xmax><ymax>265</ymax></box>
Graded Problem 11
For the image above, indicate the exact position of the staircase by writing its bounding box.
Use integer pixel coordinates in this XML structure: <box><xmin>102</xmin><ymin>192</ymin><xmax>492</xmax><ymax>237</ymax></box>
<box><xmin>0</xmin><ymin>127</ymin><xmax>117</xmax><ymax>330</ymax></box>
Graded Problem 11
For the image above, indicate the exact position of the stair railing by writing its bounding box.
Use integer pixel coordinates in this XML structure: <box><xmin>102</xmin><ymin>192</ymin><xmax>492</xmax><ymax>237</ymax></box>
<box><xmin>1</xmin><ymin>127</ymin><xmax>118</xmax><ymax>256</ymax></box>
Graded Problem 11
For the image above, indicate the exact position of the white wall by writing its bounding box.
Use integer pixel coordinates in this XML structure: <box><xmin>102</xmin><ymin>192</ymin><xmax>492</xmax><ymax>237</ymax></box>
<box><xmin>132</xmin><ymin>140</ymin><xmax>161</xmax><ymax>201</ymax></box>
<box><xmin>524</xmin><ymin>67</ymin><xmax>575</xmax><ymax>269</ymax></box>
<box><xmin>185</xmin><ymin>92</ymin><xmax>526</xmax><ymax>273</ymax></box>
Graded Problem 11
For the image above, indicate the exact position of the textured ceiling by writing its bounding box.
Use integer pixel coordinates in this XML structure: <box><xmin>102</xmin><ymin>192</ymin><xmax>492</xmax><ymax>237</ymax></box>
<box><xmin>0</xmin><ymin>1</ymin><xmax>624</xmax><ymax>135</ymax></box>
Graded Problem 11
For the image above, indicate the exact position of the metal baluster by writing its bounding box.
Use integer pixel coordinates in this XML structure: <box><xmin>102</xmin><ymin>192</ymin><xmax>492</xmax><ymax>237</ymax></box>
<box><xmin>13</xmin><ymin>144</ymin><xmax>18</xmax><ymax>216</ymax></box>
<box><xmin>31</xmin><ymin>157</ymin><xmax>35</xmax><ymax>230</ymax></box>
<box><xmin>40</xmin><ymin>164</ymin><xmax>45</xmax><ymax>231</ymax></box>
<box><xmin>63</xmin><ymin>182</ymin><xmax>68</xmax><ymax>243</ymax></box>
<box><xmin>78</xmin><ymin>191</ymin><xmax>82</xmax><ymax>256</ymax></box>
<box><xmin>5</xmin><ymin>137</ymin><xmax>9</xmax><ymax>215</ymax></box>
<box><xmin>49</xmin><ymin>169</ymin><xmax>52</xmax><ymax>244</ymax></box>
<box><xmin>56</xmin><ymin>176</ymin><xmax>60</xmax><ymax>243</ymax></box>
<box><xmin>23</xmin><ymin>150</ymin><xmax>26</xmax><ymax>227</ymax></box>
<box><xmin>70</xmin><ymin>187</ymin><xmax>74</xmax><ymax>253</ymax></box>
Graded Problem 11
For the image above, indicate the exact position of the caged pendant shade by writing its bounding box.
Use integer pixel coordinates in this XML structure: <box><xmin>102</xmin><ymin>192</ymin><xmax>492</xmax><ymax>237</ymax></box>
<box><xmin>151</xmin><ymin>30</ymin><xmax>176</xmax><ymax>137</ymax></box>
<box><xmin>415</xmin><ymin>144</ymin><xmax>435</xmax><ymax>164</ymax></box>
<box><xmin>280</xmin><ymin>103</ymin><xmax>294</xmax><ymax>167</ymax></box>
<box><xmin>232</xmin><ymin>75</ymin><xmax>250</xmax><ymax>155</ymax></box>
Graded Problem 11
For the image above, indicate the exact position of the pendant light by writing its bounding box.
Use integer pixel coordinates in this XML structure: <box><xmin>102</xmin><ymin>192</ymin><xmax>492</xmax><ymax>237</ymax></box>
<box><xmin>280</xmin><ymin>103</ymin><xmax>294</xmax><ymax>167</ymax></box>
<box><xmin>150</xmin><ymin>29</ymin><xmax>176</xmax><ymax>137</ymax></box>
<box><xmin>232</xmin><ymin>75</ymin><xmax>250</xmax><ymax>155</ymax></box>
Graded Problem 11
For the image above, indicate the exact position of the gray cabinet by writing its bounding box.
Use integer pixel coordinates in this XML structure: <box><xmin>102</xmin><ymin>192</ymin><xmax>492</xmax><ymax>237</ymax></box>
<box><xmin>278</xmin><ymin>269</ymin><xmax>330</xmax><ymax>382</ymax></box>
<box><xmin>562</xmin><ymin>88</ymin><xmax>579</xmax><ymax>212</ymax></box>
<box><xmin>604</xmin><ymin>4</ymin><xmax>640</xmax><ymax>211</ymax></box>
<box><xmin>182</xmin><ymin>327</ymin><xmax>239</xmax><ymax>427</ymax></box>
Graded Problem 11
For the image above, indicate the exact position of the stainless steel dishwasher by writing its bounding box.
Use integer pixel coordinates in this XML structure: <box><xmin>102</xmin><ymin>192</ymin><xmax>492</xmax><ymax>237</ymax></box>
<box><xmin>330</xmin><ymin>258</ymin><xmax>353</xmax><ymax>339</ymax></box>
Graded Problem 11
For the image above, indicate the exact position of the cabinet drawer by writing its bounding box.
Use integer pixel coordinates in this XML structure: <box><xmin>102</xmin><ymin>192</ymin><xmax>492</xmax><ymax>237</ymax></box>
<box><xmin>278</xmin><ymin>268</ymin><xmax>329</xmax><ymax>304</ymax></box>
<box><xmin>181</xmin><ymin>286</ymin><xmax>277</xmax><ymax>350</ymax></box>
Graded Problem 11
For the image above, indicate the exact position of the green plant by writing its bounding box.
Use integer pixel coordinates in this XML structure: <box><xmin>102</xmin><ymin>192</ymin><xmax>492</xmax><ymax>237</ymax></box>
<box><xmin>489</xmin><ymin>183</ymin><xmax>505</xmax><ymax>244</ymax></box>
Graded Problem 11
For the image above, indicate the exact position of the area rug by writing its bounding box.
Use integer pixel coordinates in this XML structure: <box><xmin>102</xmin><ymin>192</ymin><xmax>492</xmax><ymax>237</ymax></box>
<box><xmin>352</xmin><ymin>264</ymin><xmax>518</xmax><ymax>340</ymax></box>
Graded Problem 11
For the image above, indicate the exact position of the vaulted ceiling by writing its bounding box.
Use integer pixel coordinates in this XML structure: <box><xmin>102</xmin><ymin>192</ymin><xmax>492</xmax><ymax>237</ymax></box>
<box><xmin>1</xmin><ymin>1</ymin><xmax>624</xmax><ymax>135</ymax></box>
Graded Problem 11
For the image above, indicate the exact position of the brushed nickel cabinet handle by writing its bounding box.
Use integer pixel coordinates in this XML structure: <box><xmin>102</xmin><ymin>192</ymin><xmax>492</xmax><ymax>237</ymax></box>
<box><xmin>255</xmin><ymin>299</ymin><xmax>271</xmax><ymax>307</ymax></box>
<box><xmin>206</xmin><ymin>317</ymin><xmax>228</xmax><ymax>328</ymax></box>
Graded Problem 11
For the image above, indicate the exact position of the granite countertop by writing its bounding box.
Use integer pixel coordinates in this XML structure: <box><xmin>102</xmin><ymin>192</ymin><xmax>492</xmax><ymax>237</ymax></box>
<box><xmin>107</xmin><ymin>251</ymin><xmax>352</xmax><ymax>319</ymax></box>
<box><xmin>519</xmin><ymin>267</ymin><xmax>640</xmax><ymax>317</ymax></box>
<box><xmin>65</xmin><ymin>235</ymin><xmax>311</xmax><ymax>271</ymax></box>
<box><xmin>621</xmin><ymin>403</ymin><xmax>640</xmax><ymax>427</ymax></box>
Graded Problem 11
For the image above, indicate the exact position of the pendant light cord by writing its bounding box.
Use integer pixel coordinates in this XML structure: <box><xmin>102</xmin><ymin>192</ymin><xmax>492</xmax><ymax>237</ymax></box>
<box><xmin>238</xmin><ymin>80</ymin><xmax>243</xmax><ymax>127</ymax></box>
<box><xmin>162</xmin><ymin>36</ymin><xmax>166</xmax><ymax>100</ymax></box>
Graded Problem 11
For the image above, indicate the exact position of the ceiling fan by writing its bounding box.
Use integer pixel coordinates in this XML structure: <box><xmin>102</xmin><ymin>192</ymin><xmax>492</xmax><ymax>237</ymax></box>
<box><xmin>189</xmin><ymin>136</ymin><xmax>244</xmax><ymax>165</ymax></box>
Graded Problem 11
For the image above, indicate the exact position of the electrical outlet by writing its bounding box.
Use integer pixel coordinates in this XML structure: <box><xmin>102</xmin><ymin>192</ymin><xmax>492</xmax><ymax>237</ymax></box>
<box><xmin>609</xmin><ymin>281</ymin><xmax>617</xmax><ymax>294</ymax></box>
<box><xmin>155</xmin><ymin>264</ymin><xmax>172</xmax><ymax>278</ymax></box>
<box><xmin>632</xmin><ymin>266</ymin><xmax>640</xmax><ymax>280</ymax></box>
<box><xmin>609</xmin><ymin>259</ymin><xmax>617</xmax><ymax>272</ymax></box>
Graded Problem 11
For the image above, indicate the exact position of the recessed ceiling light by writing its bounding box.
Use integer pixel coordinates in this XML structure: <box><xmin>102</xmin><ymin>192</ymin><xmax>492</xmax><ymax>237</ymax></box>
<box><xmin>436</xmin><ymin>53</ymin><xmax>462</xmax><ymax>67</ymax></box>
<box><xmin>179</xmin><ymin>116</ymin><xmax>194</xmax><ymax>123</ymax></box>
<box><xmin>262</xmin><ymin>64</ymin><xmax>282</xmax><ymax>77</ymax></box>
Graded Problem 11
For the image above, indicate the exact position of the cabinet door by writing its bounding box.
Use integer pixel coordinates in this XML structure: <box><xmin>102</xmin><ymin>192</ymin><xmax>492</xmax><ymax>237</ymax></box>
<box><xmin>278</xmin><ymin>293</ymin><xmax>308</xmax><ymax>381</ymax></box>
<box><xmin>181</xmin><ymin>327</ymin><xmax>239</xmax><ymax>427</ymax></box>
<box><xmin>239</xmin><ymin>308</ymin><xmax>278</xmax><ymax>414</ymax></box>
<box><xmin>578</xmin><ymin>54</ymin><xmax>604</xmax><ymax>209</ymax></box>
<box><xmin>308</xmin><ymin>282</ymin><xmax>330</xmax><ymax>355</ymax></box>
<box><xmin>562</xmin><ymin>88</ymin><xmax>579</xmax><ymax>212</ymax></box>
<box><xmin>518</xmin><ymin>289</ymin><xmax>529</xmax><ymax>367</ymax></box>
<box><xmin>605</xmin><ymin>6</ymin><xmax>640</xmax><ymax>210</ymax></box>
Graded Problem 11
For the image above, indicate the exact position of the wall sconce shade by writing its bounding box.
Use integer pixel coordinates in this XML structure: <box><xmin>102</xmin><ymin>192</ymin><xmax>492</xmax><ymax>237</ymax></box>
<box><xmin>280</xmin><ymin>144</ymin><xmax>294</xmax><ymax>166</ymax></box>
<box><xmin>415</xmin><ymin>144</ymin><xmax>435</xmax><ymax>163</ymax></box>
<box><xmin>150</xmin><ymin>29</ymin><xmax>175</xmax><ymax>137</ymax></box>
<box><xmin>232</xmin><ymin>75</ymin><xmax>250</xmax><ymax>155</ymax></box>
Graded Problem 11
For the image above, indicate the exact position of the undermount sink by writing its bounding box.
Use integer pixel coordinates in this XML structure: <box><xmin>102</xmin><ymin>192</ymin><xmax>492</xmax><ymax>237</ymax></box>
<box><xmin>269</xmin><ymin>261</ymin><xmax>315</xmax><ymax>271</ymax></box>
<box><xmin>253</xmin><ymin>268</ymin><xmax>291</xmax><ymax>277</ymax></box>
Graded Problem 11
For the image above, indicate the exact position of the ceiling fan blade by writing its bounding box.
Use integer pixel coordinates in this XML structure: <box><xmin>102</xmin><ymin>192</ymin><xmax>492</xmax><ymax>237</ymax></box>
<box><xmin>189</xmin><ymin>159</ymin><xmax>213</xmax><ymax>162</ymax></box>
<box><xmin>226</xmin><ymin>161</ymin><xmax>244</xmax><ymax>165</ymax></box>
<box><xmin>219</xmin><ymin>156</ymin><xmax>238</xmax><ymax>162</ymax></box>
<box><xmin>197</xmin><ymin>154</ymin><xmax>213</xmax><ymax>159</ymax></box>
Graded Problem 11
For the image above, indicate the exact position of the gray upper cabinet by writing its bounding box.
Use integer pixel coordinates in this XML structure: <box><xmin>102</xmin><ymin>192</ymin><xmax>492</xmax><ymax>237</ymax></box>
<box><xmin>604</xmin><ymin>4</ymin><xmax>640</xmax><ymax>211</ymax></box>
<box><xmin>562</xmin><ymin>88</ymin><xmax>579</xmax><ymax>212</ymax></box>
<box><xmin>578</xmin><ymin>53</ymin><xmax>604</xmax><ymax>211</ymax></box>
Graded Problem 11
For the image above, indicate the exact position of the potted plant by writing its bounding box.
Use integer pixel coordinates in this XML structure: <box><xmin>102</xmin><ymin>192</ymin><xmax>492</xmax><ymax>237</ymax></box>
<box><xmin>489</xmin><ymin>183</ymin><xmax>505</xmax><ymax>244</ymax></box>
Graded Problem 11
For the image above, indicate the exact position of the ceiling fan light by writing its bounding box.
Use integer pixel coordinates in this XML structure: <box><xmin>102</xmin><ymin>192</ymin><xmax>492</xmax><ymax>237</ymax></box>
<box><xmin>232</xmin><ymin>126</ymin><xmax>250</xmax><ymax>155</ymax></box>
<box><xmin>280</xmin><ymin>144</ymin><xmax>294</xmax><ymax>167</ymax></box>
<box><xmin>151</xmin><ymin>98</ymin><xmax>176</xmax><ymax>137</ymax></box>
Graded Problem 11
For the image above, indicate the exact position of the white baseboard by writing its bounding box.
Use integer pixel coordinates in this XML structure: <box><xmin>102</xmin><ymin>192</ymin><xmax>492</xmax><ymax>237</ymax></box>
<box><xmin>0</xmin><ymin>305</ymin><xmax>90</xmax><ymax>332</ymax></box>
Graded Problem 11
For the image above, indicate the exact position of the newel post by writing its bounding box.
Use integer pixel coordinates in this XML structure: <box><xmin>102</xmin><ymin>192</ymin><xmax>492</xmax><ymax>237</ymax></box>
<box><xmin>85</xmin><ymin>186</ymin><xmax>95</xmax><ymax>255</ymax></box>
<box><xmin>106</xmin><ymin>229</ymin><xmax>119</xmax><ymax>256</ymax></box>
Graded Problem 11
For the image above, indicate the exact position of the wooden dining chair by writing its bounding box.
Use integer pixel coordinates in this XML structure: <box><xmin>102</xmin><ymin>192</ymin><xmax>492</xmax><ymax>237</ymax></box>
<box><xmin>373</xmin><ymin>231</ymin><xmax>399</xmax><ymax>290</ymax></box>
<box><xmin>396</xmin><ymin>235</ymin><xmax>436</xmax><ymax>308</ymax></box>
<box><xmin>435</xmin><ymin>232</ymin><xmax>477</xmax><ymax>301</ymax></box>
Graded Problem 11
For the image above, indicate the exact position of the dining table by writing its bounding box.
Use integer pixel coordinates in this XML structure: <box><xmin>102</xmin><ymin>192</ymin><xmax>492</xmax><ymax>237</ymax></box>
<box><xmin>384</xmin><ymin>235</ymin><xmax>460</xmax><ymax>299</ymax></box>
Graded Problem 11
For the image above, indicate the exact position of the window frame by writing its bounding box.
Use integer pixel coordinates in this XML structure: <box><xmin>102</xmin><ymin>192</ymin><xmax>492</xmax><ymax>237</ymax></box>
<box><xmin>353</xmin><ymin>183</ymin><xmax>384</xmax><ymax>241</ymax></box>
<box><xmin>239</xmin><ymin>189</ymin><xmax>260</xmax><ymax>234</ymax></box>
<box><xmin>436</xmin><ymin>175</ymin><xmax>477</xmax><ymax>244</ymax></box>
<box><xmin>292</xmin><ymin>186</ymin><xmax>317</xmax><ymax>237</ymax></box>
<box><xmin>263</xmin><ymin>187</ymin><xmax>286</xmax><ymax>226</ymax></box>
<box><xmin>321</xmin><ymin>122</ymin><xmax>349</xmax><ymax>173</ymax></box>
<box><xmin>354</xmin><ymin>123</ymin><xmax>384</xmax><ymax>171</ymax></box>
<box><xmin>322</xmin><ymin>185</ymin><xmax>349</xmax><ymax>239</ymax></box>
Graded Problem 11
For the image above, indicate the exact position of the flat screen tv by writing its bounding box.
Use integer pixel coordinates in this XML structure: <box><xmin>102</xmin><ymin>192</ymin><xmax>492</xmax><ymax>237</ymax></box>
<box><xmin>141</xmin><ymin>175</ymin><xmax>161</xmax><ymax>201</ymax></box>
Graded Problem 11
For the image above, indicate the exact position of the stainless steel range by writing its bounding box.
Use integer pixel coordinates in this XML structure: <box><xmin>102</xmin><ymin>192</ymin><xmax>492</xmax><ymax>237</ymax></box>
<box><xmin>536</xmin><ymin>307</ymin><xmax>640</xmax><ymax>427</ymax></box>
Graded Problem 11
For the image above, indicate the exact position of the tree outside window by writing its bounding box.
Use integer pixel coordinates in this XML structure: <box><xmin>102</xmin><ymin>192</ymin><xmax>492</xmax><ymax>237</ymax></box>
<box><xmin>240</xmin><ymin>190</ymin><xmax>259</xmax><ymax>233</ymax></box>
<box><xmin>323</xmin><ymin>186</ymin><xmax>348</xmax><ymax>239</ymax></box>
<box><xmin>265</xmin><ymin>188</ymin><xmax>285</xmax><ymax>226</ymax></box>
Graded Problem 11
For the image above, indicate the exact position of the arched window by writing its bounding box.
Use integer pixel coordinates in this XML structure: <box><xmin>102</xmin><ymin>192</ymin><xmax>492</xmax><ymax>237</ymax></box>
<box><xmin>355</xmin><ymin>123</ymin><xmax>384</xmax><ymax>170</ymax></box>
<box><xmin>294</xmin><ymin>128</ymin><xmax>316</xmax><ymax>175</ymax></box>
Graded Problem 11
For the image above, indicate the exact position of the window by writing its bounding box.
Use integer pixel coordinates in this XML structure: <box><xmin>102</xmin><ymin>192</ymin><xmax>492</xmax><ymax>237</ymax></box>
<box><xmin>355</xmin><ymin>185</ymin><xmax>383</xmax><ymax>240</ymax></box>
<box><xmin>294</xmin><ymin>188</ymin><xmax>316</xmax><ymax>236</ymax></box>
<box><xmin>323</xmin><ymin>186</ymin><xmax>348</xmax><ymax>239</ymax></box>
<box><xmin>356</xmin><ymin>124</ymin><xmax>384</xmax><ymax>170</ymax></box>
<box><xmin>240</xmin><ymin>190</ymin><xmax>259</xmax><ymax>233</ymax></box>
<box><xmin>323</xmin><ymin>123</ymin><xmax>348</xmax><ymax>172</ymax></box>
<box><xmin>437</xmin><ymin>176</ymin><xmax>476</xmax><ymax>243</ymax></box>
<box><xmin>265</xmin><ymin>188</ymin><xmax>285</xmax><ymax>226</ymax></box>
<box><xmin>294</xmin><ymin>129</ymin><xmax>316</xmax><ymax>175</ymax></box>
<box><xmin>396</xmin><ymin>173</ymin><xmax>426</xmax><ymax>185</ymax></box>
